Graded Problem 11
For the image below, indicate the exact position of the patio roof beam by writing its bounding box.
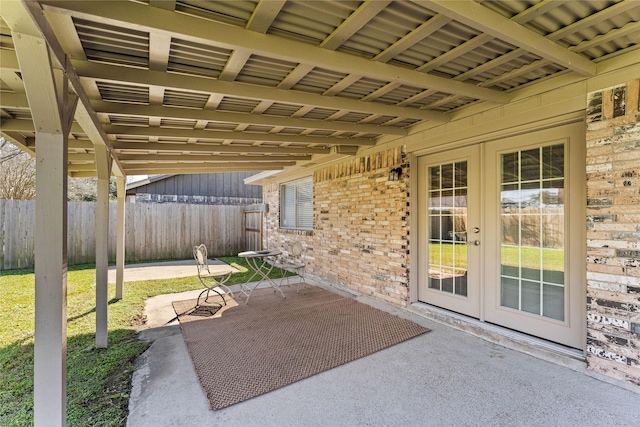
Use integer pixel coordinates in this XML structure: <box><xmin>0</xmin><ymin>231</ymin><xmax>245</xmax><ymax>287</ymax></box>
<box><xmin>320</xmin><ymin>0</ymin><xmax>391</xmax><ymax>50</ymax></box>
<box><xmin>118</xmin><ymin>154</ymin><xmax>313</xmax><ymax>162</ymax></box>
<box><xmin>41</xmin><ymin>1</ymin><xmax>509</xmax><ymax>104</ymax></box>
<box><xmin>0</xmin><ymin>118</ymin><xmax>84</xmax><ymax>133</ymax></box>
<box><xmin>73</xmin><ymin>61</ymin><xmax>449</xmax><ymax>123</ymax></box>
<box><xmin>69</xmin><ymin>160</ymin><xmax>295</xmax><ymax>172</ymax></box>
<box><xmin>111</xmin><ymin>141</ymin><xmax>330</xmax><ymax>155</ymax></box>
<box><xmin>0</xmin><ymin>131</ymin><xmax>35</xmax><ymax>156</ymax></box>
<box><xmin>104</xmin><ymin>125</ymin><xmax>377</xmax><ymax>147</ymax></box>
<box><xmin>418</xmin><ymin>0</ymin><xmax>596</xmax><ymax>77</ymax></box>
<box><xmin>0</xmin><ymin>93</ymin><xmax>30</xmax><ymax>109</ymax></box>
<box><xmin>18</xmin><ymin>1</ymin><xmax>126</xmax><ymax>177</ymax></box>
<box><xmin>91</xmin><ymin>102</ymin><xmax>408</xmax><ymax>136</ymax></box>
<box><xmin>121</xmin><ymin>165</ymin><xmax>288</xmax><ymax>175</ymax></box>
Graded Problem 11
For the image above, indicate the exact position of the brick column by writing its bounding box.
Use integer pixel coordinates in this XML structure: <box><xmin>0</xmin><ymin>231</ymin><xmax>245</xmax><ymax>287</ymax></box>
<box><xmin>585</xmin><ymin>78</ymin><xmax>640</xmax><ymax>386</ymax></box>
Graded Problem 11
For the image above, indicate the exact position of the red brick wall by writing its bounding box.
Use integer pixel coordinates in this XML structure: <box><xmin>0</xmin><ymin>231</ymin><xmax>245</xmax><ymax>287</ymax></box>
<box><xmin>585</xmin><ymin>78</ymin><xmax>640</xmax><ymax>386</ymax></box>
<box><xmin>263</xmin><ymin>146</ymin><xmax>410</xmax><ymax>306</ymax></box>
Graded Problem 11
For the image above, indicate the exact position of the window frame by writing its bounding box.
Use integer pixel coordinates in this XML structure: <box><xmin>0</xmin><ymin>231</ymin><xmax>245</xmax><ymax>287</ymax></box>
<box><xmin>279</xmin><ymin>176</ymin><xmax>313</xmax><ymax>231</ymax></box>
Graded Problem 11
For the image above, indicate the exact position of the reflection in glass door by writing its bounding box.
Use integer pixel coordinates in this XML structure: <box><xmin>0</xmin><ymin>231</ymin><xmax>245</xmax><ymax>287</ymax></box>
<box><xmin>428</xmin><ymin>161</ymin><xmax>468</xmax><ymax>297</ymax></box>
<box><xmin>500</xmin><ymin>144</ymin><xmax>565</xmax><ymax>321</ymax></box>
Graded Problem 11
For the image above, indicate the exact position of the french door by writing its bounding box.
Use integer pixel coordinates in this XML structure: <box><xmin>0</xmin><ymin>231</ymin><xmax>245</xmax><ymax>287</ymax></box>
<box><xmin>417</xmin><ymin>145</ymin><xmax>481</xmax><ymax>318</ymax></box>
<box><xmin>417</xmin><ymin>124</ymin><xmax>585</xmax><ymax>348</ymax></box>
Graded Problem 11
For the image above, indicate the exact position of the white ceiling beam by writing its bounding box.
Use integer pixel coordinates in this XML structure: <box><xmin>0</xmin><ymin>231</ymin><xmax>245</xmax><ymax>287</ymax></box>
<box><xmin>149</xmin><ymin>33</ymin><xmax>171</xmax><ymax>72</ymax></box>
<box><xmin>574</xmin><ymin>20</ymin><xmax>640</xmax><ymax>54</ymax></box>
<box><xmin>91</xmin><ymin>101</ymin><xmax>406</xmax><ymax>135</ymax></box>
<box><xmin>41</xmin><ymin>1</ymin><xmax>509</xmax><ymax>104</ymax></box>
<box><xmin>0</xmin><ymin>93</ymin><xmax>30</xmax><ymax>109</ymax></box>
<box><xmin>44</xmin><ymin>12</ymin><xmax>86</xmax><ymax>60</ymax></box>
<box><xmin>373</xmin><ymin>14</ymin><xmax>451</xmax><ymax>63</ymax></box>
<box><xmin>0</xmin><ymin>47</ymin><xmax>21</xmax><ymax>70</ymax></box>
<box><xmin>19</xmin><ymin>1</ymin><xmax>126</xmax><ymax>176</ymax></box>
<box><xmin>122</xmin><ymin>164</ymin><xmax>287</xmax><ymax>173</ymax></box>
<box><xmin>0</xmin><ymin>130</ymin><xmax>35</xmax><ymax>155</ymax></box>
<box><xmin>218</xmin><ymin>51</ymin><xmax>251</xmax><ymax>82</ymax></box>
<box><xmin>0</xmin><ymin>69</ymin><xmax>25</xmax><ymax>93</ymax></box>
<box><xmin>246</xmin><ymin>0</ymin><xmax>286</xmax><ymax>33</ymax></box>
<box><xmin>418</xmin><ymin>0</ymin><xmax>596</xmax><ymax>77</ymax></box>
<box><xmin>73</xmin><ymin>60</ymin><xmax>450</xmax><ymax>122</ymax></box>
<box><xmin>111</xmin><ymin>141</ymin><xmax>329</xmax><ymax>155</ymax></box>
<box><xmin>104</xmin><ymin>125</ymin><xmax>377</xmax><ymax>146</ymax></box>
<box><xmin>480</xmin><ymin>59</ymin><xmax>553</xmax><ymax>88</ymax></box>
<box><xmin>71</xmin><ymin>160</ymin><xmax>295</xmax><ymax>172</ymax></box>
<box><xmin>320</xmin><ymin>0</ymin><xmax>391</xmax><ymax>50</ymax></box>
<box><xmin>1</xmin><ymin>118</ymin><xmax>84</xmax><ymax>133</ymax></box>
<box><xmin>118</xmin><ymin>153</ymin><xmax>312</xmax><ymax>162</ymax></box>
<box><xmin>149</xmin><ymin>1</ymin><xmax>176</xmax><ymax>11</ymax></box>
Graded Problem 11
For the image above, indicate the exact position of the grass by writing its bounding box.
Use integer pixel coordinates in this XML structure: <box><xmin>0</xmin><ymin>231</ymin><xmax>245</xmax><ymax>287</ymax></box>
<box><xmin>0</xmin><ymin>256</ymin><xmax>287</xmax><ymax>426</ymax></box>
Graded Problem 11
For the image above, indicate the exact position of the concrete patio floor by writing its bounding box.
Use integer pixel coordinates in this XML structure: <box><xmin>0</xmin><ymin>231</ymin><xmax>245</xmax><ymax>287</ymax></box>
<box><xmin>125</xmin><ymin>261</ymin><xmax>639</xmax><ymax>427</ymax></box>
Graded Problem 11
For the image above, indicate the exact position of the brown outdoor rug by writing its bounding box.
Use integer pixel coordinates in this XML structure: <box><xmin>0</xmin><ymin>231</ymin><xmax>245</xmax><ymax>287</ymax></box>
<box><xmin>172</xmin><ymin>285</ymin><xmax>430</xmax><ymax>410</ymax></box>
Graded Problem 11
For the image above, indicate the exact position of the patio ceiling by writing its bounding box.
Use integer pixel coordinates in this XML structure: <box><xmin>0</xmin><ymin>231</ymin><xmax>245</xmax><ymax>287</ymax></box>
<box><xmin>1</xmin><ymin>0</ymin><xmax>639</xmax><ymax>178</ymax></box>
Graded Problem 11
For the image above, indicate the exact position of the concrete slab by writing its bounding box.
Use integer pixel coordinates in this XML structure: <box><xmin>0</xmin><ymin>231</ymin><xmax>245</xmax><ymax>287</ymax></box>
<box><xmin>127</xmin><ymin>277</ymin><xmax>640</xmax><ymax>427</ymax></box>
<box><xmin>107</xmin><ymin>259</ymin><xmax>238</xmax><ymax>284</ymax></box>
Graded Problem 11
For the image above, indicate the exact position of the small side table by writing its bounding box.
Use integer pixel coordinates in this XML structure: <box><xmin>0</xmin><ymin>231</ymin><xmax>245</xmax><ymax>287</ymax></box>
<box><xmin>238</xmin><ymin>250</ymin><xmax>283</xmax><ymax>303</ymax></box>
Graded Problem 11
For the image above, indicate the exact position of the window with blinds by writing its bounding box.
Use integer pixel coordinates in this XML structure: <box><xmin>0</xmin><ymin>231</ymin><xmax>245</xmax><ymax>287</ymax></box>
<box><xmin>280</xmin><ymin>177</ymin><xmax>313</xmax><ymax>230</ymax></box>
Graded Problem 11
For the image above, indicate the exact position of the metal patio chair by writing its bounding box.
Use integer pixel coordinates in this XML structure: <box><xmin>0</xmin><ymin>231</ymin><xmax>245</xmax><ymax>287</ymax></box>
<box><xmin>194</xmin><ymin>244</ymin><xmax>234</xmax><ymax>306</ymax></box>
<box><xmin>274</xmin><ymin>240</ymin><xmax>307</xmax><ymax>292</ymax></box>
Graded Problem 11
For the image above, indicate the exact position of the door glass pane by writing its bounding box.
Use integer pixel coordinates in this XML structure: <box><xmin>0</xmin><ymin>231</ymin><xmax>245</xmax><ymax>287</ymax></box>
<box><xmin>500</xmin><ymin>144</ymin><xmax>565</xmax><ymax>321</ymax></box>
<box><xmin>428</xmin><ymin>161</ymin><xmax>468</xmax><ymax>297</ymax></box>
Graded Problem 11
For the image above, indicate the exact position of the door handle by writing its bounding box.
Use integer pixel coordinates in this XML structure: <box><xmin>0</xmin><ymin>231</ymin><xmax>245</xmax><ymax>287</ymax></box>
<box><xmin>468</xmin><ymin>240</ymin><xmax>480</xmax><ymax>246</ymax></box>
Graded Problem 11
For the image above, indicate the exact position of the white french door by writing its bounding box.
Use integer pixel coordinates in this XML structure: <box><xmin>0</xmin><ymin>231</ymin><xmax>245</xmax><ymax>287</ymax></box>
<box><xmin>417</xmin><ymin>145</ymin><xmax>481</xmax><ymax>319</ymax></box>
<box><xmin>417</xmin><ymin>124</ymin><xmax>585</xmax><ymax>348</ymax></box>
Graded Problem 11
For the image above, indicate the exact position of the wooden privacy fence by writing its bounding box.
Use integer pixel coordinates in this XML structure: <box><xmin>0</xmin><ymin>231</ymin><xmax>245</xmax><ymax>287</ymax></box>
<box><xmin>0</xmin><ymin>199</ymin><xmax>252</xmax><ymax>270</ymax></box>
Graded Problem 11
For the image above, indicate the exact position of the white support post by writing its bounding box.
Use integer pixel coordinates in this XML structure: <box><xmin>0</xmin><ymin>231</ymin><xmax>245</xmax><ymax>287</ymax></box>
<box><xmin>115</xmin><ymin>176</ymin><xmax>126</xmax><ymax>299</ymax></box>
<box><xmin>94</xmin><ymin>147</ymin><xmax>111</xmax><ymax>348</ymax></box>
<box><xmin>33</xmin><ymin>132</ymin><xmax>68</xmax><ymax>427</ymax></box>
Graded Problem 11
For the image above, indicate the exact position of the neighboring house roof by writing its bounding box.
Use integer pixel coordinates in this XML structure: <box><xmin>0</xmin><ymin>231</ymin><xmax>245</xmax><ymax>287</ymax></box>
<box><xmin>1</xmin><ymin>1</ymin><xmax>639</xmax><ymax>178</ymax></box>
<box><xmin>126</xmin><ymin>175</ymin><xmax>174</xmax><ymax>191</ymax></box>
<box><xmin>125</xmin><ymin>172</ymin><xmax>263</xmax><ymax>201</ymax></box>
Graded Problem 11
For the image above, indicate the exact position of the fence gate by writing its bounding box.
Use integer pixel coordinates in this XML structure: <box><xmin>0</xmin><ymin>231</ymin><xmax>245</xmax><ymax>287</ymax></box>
<box><xmin>244</xmin><ymin>204</ymin><xmax>266</xmax><ymax>251</ymax></box>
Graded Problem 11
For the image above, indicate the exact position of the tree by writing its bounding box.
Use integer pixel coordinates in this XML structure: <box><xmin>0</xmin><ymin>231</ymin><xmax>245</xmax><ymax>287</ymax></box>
<box><xmin>0</xmin><ymin>137</ymin><xmax>115</xmax><ymax>201</ymax></box>
<box><xmin>0</xmin><ymin>137</ymin><xmax>36</xmax><ymax>199</ymax></box>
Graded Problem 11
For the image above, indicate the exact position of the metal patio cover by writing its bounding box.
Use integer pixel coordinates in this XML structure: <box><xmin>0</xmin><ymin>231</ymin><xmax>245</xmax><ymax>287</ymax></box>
<box><xmin>1</xmin><ymin>0</ymin><xmax>639</xmax><ymax>178</ymax></box>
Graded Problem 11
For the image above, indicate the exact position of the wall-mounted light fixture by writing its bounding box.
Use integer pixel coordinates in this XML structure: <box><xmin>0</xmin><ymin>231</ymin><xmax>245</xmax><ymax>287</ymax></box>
<box><xmin>388</xmin><ymin>167</ymin><xmax>402</xmax><ymax>181</ymax></box>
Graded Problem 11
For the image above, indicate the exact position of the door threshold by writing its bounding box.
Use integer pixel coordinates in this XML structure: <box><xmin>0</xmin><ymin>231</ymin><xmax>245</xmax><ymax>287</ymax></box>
<box><xmin>407</xmin><ymin>301</ymin><xmax>586</xmax><ymax>370</ymax></box>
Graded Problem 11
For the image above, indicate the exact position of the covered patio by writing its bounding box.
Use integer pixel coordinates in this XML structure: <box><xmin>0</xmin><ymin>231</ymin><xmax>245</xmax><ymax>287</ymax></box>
<box><xmin>1</xmin><ymin>0</ymin><xmax>639</xmax><ymax>424</ymax></box>
<box><xmin>127</xmin><ymin>270</ymin><xmax>640</xmax><ymax>427</ymax></box>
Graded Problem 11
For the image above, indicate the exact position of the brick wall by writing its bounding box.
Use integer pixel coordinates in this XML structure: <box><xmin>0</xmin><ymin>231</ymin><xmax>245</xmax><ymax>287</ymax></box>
<box><xmin>585</xmin><ymin>78</ymin><xmax>640</xmax><ymax>386</ymax></box>
<box><xmin>263</xmin><ymin>146</ymin><xmax>410</xmax><ymax>306</ymax></box>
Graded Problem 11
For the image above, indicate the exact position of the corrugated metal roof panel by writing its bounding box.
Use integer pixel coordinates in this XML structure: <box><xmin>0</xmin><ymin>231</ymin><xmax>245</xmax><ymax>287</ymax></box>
<box><xmin>216</xmin><ymin>97</ymin><xmax>261</xmax><ymax>113</ymax></box>
<box><xmin>235</xmin><ymin>55</ymin><xmax>298</xmax><ymax>87</ymax></box>
<box><xmin>336</xmin><ymin>112</ymin><xmax>372</xmax><ymax>123</ymax></box>
<box><xmin>167</xmin><ymin>39</ymin><xmax>232</xmax><ymax>78</ymax></box>
<box><xmin>269</xmin><ymin>1</ymin><xmax>360</xmax><ymax>45</ymax></box>
<box><xmin>262</xmin><ymin>103</ymin><xmax>304</xmax><ymax>117</ymax></box>
<box><xmin>74</xmin><ymin>18</ymin><xmax>148</xmax><ymax>67</ymax></box>
<box><xmin>303</xmin><ymin>107</ymin><xmax>340</xmax><ymax>120</ymax></box>
<box><xmin>163</xmin><ymin>89</ymin><xmax>210</xmax><ymax>109</ymax></box>
<box><xmin>204</xmin><ymin>122</ymin><xmax>239</xmax><ymax>131</ymax></box>
<box><xmin>159</xmin><ymin>118</ymin><xmax>198</xmax><ymax>129</ymax></box>
<box><xmin>292</xmin><ymin>68</ymin><xmax>349</xmax><ymax>94</ymax></box>
<box><xmin>175</xmin><ymin>0</ymin><xmax>255</xmax><ymax>27</ymax></box>
<box><xmin>97</xmin><ymin>82</ymin><xmax>149</xmax><ymax>104</ymax></box>
<box><xmin>107</xmin><ymin>115</ymin><xmax>150</xmax><ymax>127</ymax></box>
<box><xmin>337</xmin><ymin>77</ymin><xmax>390</xmax><ymax>99</ymax></box>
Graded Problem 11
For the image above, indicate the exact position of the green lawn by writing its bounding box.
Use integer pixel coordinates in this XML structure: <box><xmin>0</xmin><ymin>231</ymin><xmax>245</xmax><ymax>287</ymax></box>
<box><xmin>0</xmin><ymin>257</ymin><xmax>286</xmax><ymax>426</ymax></box>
